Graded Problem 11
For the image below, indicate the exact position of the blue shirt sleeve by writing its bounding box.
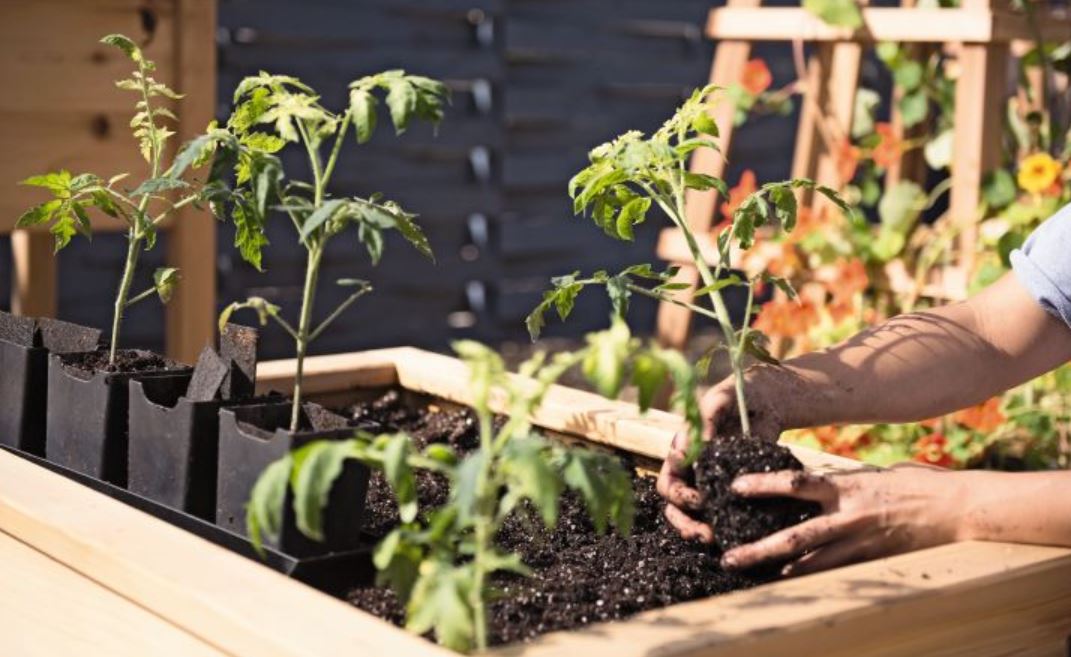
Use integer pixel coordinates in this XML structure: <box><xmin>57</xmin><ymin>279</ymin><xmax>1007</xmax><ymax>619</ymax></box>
<box><xmin>1010</xmin><ymin>204</ymin><xmax>1071</xmax><ymax>330</ymax></box>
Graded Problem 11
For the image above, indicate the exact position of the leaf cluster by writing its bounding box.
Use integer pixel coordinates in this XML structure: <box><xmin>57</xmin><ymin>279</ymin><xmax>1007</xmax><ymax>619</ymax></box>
<box><xmin>537</xmin><ymin>84</ymin><xmax>853</xmax><ymax>447</ymax></box>
<box><xmin>247</xmin><ymin>328</ymin><xmax>654</xmax><ymax>652</ymax></box>
<box><xmin>16</xmin><ymin>34</ymin><xmax>207</xmax><ymax>310</ymax></box>
<box><xmin>567</xmin><ymin>85</ymin><xmax>724</xmax><ymax>242</ymax></box>
<box><xmin>183</xmin><ymin>71</ymin><xmax>445</xmax><ymax>271</ymax></box>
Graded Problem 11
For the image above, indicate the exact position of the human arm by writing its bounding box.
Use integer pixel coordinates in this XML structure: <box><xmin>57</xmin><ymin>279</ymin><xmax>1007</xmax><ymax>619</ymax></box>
<box><xmin>715</xmin><ymin>271</ymin><xmax>1071</xmax><ymax>432</ymax></box>
<box><xmin>657</xmin><ymin>271</ymin><xmax>1071</xmax><ymax>542</ymax></box>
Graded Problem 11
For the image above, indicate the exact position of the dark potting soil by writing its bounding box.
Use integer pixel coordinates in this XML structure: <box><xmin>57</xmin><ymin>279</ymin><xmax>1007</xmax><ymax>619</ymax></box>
<box><xmin>339</xmin><ymin>392</ymin><xmax>800</xmax><ymax>646</ymax></box>
<box><xmin>694</xmin><ymin>437</ymin><xmax>821</xmax><ymax>553</ymax></box>
<box><xmin>59</xmin><ymin>348</ymin><xmax>182</xmax><ymax>375</ymax></box>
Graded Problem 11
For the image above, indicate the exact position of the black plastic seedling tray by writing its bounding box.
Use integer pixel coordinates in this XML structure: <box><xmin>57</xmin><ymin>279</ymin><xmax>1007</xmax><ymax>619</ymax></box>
<box><xmin>0</xmin><ymin>444</ymin><xmax>374</xmax><ymax>594</ymax></box>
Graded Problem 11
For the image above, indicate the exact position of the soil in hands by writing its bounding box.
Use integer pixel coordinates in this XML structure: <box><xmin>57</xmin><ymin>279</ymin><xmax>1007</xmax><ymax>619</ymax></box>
<box><xmin>341</xmin><ymin>391</ymin><xmax>789</xmax><ymax>646</ymax></box>
<box><xmin>694</xmin><ymin>436</ymin><xmax>821</xmax><ymax>558</ymax></box>
<box><xmin>61</xmin><ymin>349</ymin><xmax>182</xmax><ymax>375</ymax></box>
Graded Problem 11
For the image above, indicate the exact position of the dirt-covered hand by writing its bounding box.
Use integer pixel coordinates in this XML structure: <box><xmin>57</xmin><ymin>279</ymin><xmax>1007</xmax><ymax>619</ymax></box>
<box><xmin>720</xmin><ymin>465</ymin><xmax>967</xmax><ymax>576</ymax></box>
<box><xmin>656</xmin><ymin>374</ymin><xmax>785</xmax><ymax>544</ymax></box>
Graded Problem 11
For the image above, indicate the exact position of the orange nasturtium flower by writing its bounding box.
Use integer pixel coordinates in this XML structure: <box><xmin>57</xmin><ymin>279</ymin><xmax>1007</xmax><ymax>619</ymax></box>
<box><xmin>808</xmin><ymin>425</ymin><xmax>870</xmax><ymax>459</ymax></box>
<box><xmin>953</xmin><ymin>397</ymin><xmax>1005</xmax><ymax>433</ymax></box>
<box><xmin>871</xmin><ymin>122</ymin><xmax>904</xmax><ymax>169</ymax></box>
<box><xmin>754</xmin><ymin>293</ymin><xmax>818</xmax><ymax>339</ymax></box>
<box><xmin>913</xmin><ymin>433</ymin><xmax>957</xmax><ymax>468</ymax></box>
<box><xmin>815</xmin><ymin>257</ymin><xmax>869</xmax><ymax>305</ymax></box>
<box><xmin>741</xmin><ymin>58</ymin><xmax>773</xmax><ymax>96</ymax></box>
<box><xmin>720</xmin><ymin>169</ymin><xmax>758</xmax><ymax>224</ymax></box>
<box><xmin>1018</xmin><ymin>152</ymin><xmax>1062</xmax><ymax>194</ymax></box>
<box><xmin>836</xmin><ymin>140</ymin><xmax>861</xmax><ymax>184</ymax></box>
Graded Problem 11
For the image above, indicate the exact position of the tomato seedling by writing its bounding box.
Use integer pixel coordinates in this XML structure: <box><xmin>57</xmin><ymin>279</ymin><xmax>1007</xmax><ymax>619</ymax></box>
<box><xmin>17</xmin><ymin>34</ymin><xmax>201</xmax><ymax>365</ymax></box>
<box><xmin>528</xmin><ymin>85</ymin><xmax>850</xmax><ymax>452</ymax></box>
<box><xmin>187</xmin><ymin>71</ymin><xmax>448</xmax><ymax>431</ymax></box>
<box><xmin>247</xmin><ymin>317</ymin><xmax>701</xmax><ymax>652</ymax></box>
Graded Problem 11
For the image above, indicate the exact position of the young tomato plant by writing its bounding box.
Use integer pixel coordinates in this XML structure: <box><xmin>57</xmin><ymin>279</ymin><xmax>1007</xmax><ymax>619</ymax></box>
<box><xmin>246</xmin><ymin>318</ymin><xmax>700</xmax><ymax>653</ymax></box>
<box><xmin>16</xmin><ymin>34</ymin><xmax>199</xmax><ymax>365</ymax></box>
<box><xmin>197</xmin><ymin>71</ymin><xmax>448</xmax><ymax>431</ymax></box>
<box><xmin>528</xmin><ymin>85</ymin><xmax>849</xmax><ymax>449</ymax></box>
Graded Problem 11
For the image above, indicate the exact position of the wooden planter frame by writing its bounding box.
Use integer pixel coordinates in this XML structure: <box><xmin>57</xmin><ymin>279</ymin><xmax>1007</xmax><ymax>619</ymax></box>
<box><xmin>2</xmin><ymin>347</ymin><xmax>1071</xmax><ymax>656</ymax></box>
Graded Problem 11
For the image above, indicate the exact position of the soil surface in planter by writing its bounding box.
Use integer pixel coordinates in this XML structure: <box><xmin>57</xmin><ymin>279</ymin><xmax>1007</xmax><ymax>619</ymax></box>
<box><xmin>340</xmin><ymin>391</ymin><xmax>816</xmax><ymax>646</ymax></box>
<box><xmin>62</xmin><ymin>349</ymin><xmax>181</xmax><ymax>375</ymax></box>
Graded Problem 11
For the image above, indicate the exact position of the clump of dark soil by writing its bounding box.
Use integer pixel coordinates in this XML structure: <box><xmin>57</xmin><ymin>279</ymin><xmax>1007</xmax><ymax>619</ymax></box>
<box><xmin>694</xmin><ymin>436</ymin><xmax>821</xmax><ymax>553</ymax></box>
<box><xmin>339</xmin><ymin>392</ymin><xmax>792</xmax><ymax>646</ymax></box>
<box><xmin>59</xmin><ymin>348</ymin><xmax>182</xmax><ymax>375</ymax></box>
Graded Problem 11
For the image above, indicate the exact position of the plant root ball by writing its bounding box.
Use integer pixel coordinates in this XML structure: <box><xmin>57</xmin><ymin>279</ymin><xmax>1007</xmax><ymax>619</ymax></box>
<box><xmin>694</xmin><ymin>436</ymin><xmax>821</xmax><ymax>554</ymax></box>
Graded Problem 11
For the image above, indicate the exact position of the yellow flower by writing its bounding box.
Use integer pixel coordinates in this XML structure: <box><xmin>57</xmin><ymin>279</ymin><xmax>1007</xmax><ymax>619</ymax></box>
<box><xmin>1017</xmin><ymin>152</ymin><xmax>1062</xmax><ymax>194</ymax></box>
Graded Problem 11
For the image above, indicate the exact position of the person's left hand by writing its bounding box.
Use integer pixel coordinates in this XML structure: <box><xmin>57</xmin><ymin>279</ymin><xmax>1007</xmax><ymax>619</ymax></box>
<box><xmin>720</xmin><ymin>464</ymin><xmax>969</xmax><ymax>577</ymax></box>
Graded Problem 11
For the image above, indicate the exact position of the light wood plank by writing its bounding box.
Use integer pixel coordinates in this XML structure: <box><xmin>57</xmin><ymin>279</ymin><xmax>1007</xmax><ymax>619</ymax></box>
<box><xmin>705</xmin><ymin>7</ymin><xmax>1071</xmax><ymax>44</ymax></box>
<box><xmin>809</xmin><ymin>40</ymin><xmax>862</xmax><ymax>215</ymax></box>
<box><xmin>0</xmin><ymin>450</ymin><xmax>456</xmax><ymax>657</ymax></box>
<box><xmin>789</xmin><ymin>52</ymin><xmax>824</xmax><ymax>186</ymax></box>
<box><xmin>0</xmin><ymin>530</ymin><xmax>227</xmax><ymax>657</ymax></box>
<box><xmin>255</xmin><ymin>348</ymin><xmax>406</xmax><ymax>395</ymax></box>
<box><xmin>10</xmin><ymin>230</ymin><xmax>57</xmax><ymax>318</ymax></box>
<box><xmin>165</xmin><ymin>0</ymin><xmax>218</xmax><ymax>363</ymax></box>
<box><xmin>950</xmin><ymin>42</ymin><xmax>1007</xmax><ymax>274</ymax></box>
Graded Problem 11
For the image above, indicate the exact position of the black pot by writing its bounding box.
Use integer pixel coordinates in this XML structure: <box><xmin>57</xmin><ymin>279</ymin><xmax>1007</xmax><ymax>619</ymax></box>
<box><xmin>216</xmin><ymin>402</ymin><xmax>369</xmax><ymax>557</ymax></box>
<box><xmin>128</xmin><ymin>375</ymin><xmax>221</xmax><ymax>520</ymax></box>
<box><xmin>46</xmin><ymin>350</ymin><xmax>190</xmax><ymax>486</ymax></box>
<box><xmin>0</xmin><ymin>313</ymin><xmax>101</xmax><ymax>456</ymax></box>
<box><xmin>0</xmin><ymin>336</ymin><xmax>48</xmax><ymax>455</ymax></box>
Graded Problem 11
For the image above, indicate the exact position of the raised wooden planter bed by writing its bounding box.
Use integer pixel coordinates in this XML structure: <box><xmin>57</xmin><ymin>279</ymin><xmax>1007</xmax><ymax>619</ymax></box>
<box><xmin>2</xmin><ymin>347</ymin><xmax>1071</xmax><ymax>656</ymax></box>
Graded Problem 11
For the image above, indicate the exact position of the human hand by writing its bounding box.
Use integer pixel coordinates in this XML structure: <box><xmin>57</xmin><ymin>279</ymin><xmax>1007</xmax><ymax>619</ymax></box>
<box><xmin>720</xmin><ymin>464</ymin><xmax>968</xmax><ymax>576</ymax></box>
<box><xmin>656</xmin><ymin>374</ymin><xmax>785</xmax><ymax>544</ymax></box>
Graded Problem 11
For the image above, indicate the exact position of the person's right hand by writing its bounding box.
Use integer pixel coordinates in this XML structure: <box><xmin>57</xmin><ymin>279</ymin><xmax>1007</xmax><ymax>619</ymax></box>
<box><xmin>656</xmin><ymin>372</ymin><xmax>785</xmax><ymax>544</ymax></box>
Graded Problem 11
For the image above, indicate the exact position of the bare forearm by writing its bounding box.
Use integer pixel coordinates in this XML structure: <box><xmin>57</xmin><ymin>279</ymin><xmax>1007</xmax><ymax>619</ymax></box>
<box><xmin>750</xmin><ymin>273</ymin><xmax>1071</xmax><ymax>429</ymax></box>
<box><xmin>959</xmin><ymin>470</ymin><xmax>1071</xmax><ymax>547</ymax></box>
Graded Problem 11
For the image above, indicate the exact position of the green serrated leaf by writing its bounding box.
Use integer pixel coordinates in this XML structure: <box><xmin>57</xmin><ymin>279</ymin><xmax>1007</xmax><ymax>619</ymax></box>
<box><xmin>581</xmin><ymin>317</ymin><xmax>631</xmax><ymax>398</ymax></box>
<box><xmin>21</xmin><ymin>171</ymin><xmax>72</xmax><ymax>194</ymax></box>
<box><xmin>290</xmin><ymin>440</ymin><xmax>356</xmax><ymax>542</ymax></box>
<box><xmin>405</xmin><ymin>561</ymin><xmax>475</xmax><ymax>652</ymax></box>
<box><xmin>562</xmin><ymin>449</ymin><xmax>635</xmax><ymax>536</ymax></box>
<box><xmin>300</xmin><ymin>198</ymin><xmax>346</xmax><ymax>241</ymax></box>
<box><xmin>385</xmin><ymin>79</ymin><xmax>418</xmax><ymax>134</ymax></box>
<box><xmin>153</xmin><ymin>267</ymin><xmax>180</xmax><ymax>304</ymax></box>
<box><xmin>382</xmin><ymin>434</ymin><xmax>419</xmax><ymax>523</ymax></box>
<box><xmin>350</xmin><ymin>88</ymin><xmax>378</xmax><ymax>144</ymax></box>
<box><xmin>101</xmin><ymin>34</ymin><xmax>142</xmax><ymax>62</ymax></box>
<box><xmin>501</xmin><ymin>436</ymin><xmax>562</xmax><ymax>527</ymax></box>
<box><xmin>691</xmin><ymin>112</ymin><xmax>719</xmax><ymax>137</ymax></box>
<box><xmin>15</xmin><ymin>200</ymin><xmax>60</xmax><ymax>229</ymax></box>
<box><xmin>246</xmin><ymin>454</ymin><xmax>293</xmax><ymax>554</ymax></box>
<box><xmin>770</xmin><ymin>184</ymin><xmax>799</xmax><ymax>232</ymax></box>
<box><xmin>131</xmin><ymin>177</ymin><xmax>190</xmax><ymax>197</ymax></box>
<box><xmin>631</xmin><ymin>351</ymin><xmax>668</xmax><ymax>412</ymax></box>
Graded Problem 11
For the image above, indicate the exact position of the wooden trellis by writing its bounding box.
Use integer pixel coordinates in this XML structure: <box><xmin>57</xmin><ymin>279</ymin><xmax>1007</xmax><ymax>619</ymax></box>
<box><xmin>0</xmin><ymin>0</ymin><xmax>217</xmax><ymax>363</ymax></box>
<box><xmin>656</xmin><ymin>0</ymin><xmax>1071</xmax><ymax>349</ymax></box>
